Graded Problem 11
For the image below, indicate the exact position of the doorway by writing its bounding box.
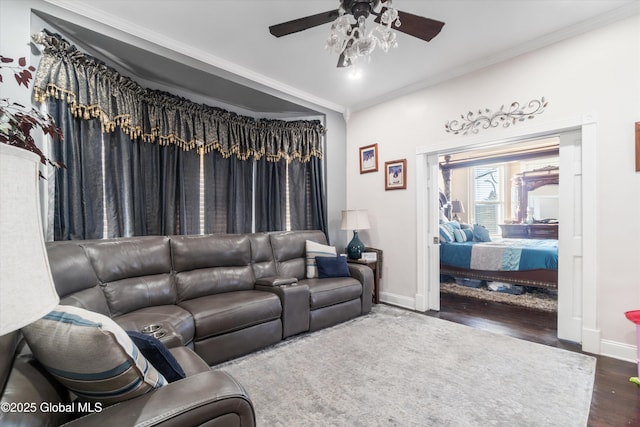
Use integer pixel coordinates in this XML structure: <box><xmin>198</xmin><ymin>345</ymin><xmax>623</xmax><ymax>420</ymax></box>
<box><xmin>436</xmin><ymin>138</ymin><xmax>561</xmax><ymax>321</ymax></box>
<box><xmin>415</xmin><ymin>117</ymin><xmax>600</xmax><ymax>353</ymax></box>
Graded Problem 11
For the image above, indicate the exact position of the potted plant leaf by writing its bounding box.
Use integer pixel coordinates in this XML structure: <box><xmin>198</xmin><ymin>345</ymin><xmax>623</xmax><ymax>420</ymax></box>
<box><xmin>0</xmin><ymin>54</ymin><xmax>64</xmax><ymax>170</ymax></box>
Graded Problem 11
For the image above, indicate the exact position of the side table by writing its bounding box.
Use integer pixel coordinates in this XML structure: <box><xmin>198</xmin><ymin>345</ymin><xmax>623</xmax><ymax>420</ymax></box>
<box><xmin>347</xmin><ymin>247</ymin><xmax>382</xmax><ymax>304</ymax></box>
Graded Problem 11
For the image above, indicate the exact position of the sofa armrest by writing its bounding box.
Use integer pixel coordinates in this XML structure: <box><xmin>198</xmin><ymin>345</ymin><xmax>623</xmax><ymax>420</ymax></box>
<box><xmin>256</xmin><ymin>283</ymin><xmax>309</xmax><ymax>338</ymax></box>
<box><xmin>64</xmin><ymin>371</ymin><xmax>255</xmax><ymax>427</ymax></box>
<box><xmin>255</xmin><ymin>276</ymin><xmax>298</xmax><ymax>287</ymax></box>
<box><xmin>347</xmin><ymin>264</ymin><xmax>373</xmax><ymax>314</ymax></box>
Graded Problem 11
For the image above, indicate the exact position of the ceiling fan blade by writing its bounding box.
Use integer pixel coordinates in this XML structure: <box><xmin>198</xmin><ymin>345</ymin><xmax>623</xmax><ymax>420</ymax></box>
<box><xmin>269</xmin><ymin>9</ymin><xmax>340</xmax><ymax>37</ymax></box>
<box><xmin>375</xmin><ymin>9</ymin><xmax>445</xmax><ymax>42</ymax></box>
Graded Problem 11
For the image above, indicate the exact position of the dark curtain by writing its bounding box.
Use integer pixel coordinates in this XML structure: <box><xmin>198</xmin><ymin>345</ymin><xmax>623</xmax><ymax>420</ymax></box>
<box><xmin>289</xmin><ymin>157</ymin><xmax>328</xmax><ymax>236</ymax></box>
<box><xmin>48</xmin><ymin>99</ymin><xmax>104</xmax><ymax>240</ymax></box>
<box><xmin>203</xmin><ymin>151</ymin><xmax>253</xmax><ymax>234</ymax></box>
<box><xmin>130</xmin><ymin>139</ymin><xmax>181</xmax><ymax>236</ymax></box>
<box><xmin>255</xmin><ymin>157</ymin><xmax>286</xmax><ymax>232</ymax></box>
<box><xmin>49</xmin><ymin>98</ymin><xmax>205</xmax><ymax>239</ymax></box>
<box><xmin>37</xmin><ymin>31</ymin><xmax>327</xmax><ymax>240</ymax></box>
<box><xmin>178</xmin><ymin>149</ymin><xmax>201</xmax><ymax>235</ymax></box>
<box><xmin>101</xmin><ymin>133</ymin><xmax>200</xmax><ymax>237</ymax></box>
<box><xmin>48</xmin><ymin>97</ymin><xmax>327</xmax><ymax>239</ymax></box>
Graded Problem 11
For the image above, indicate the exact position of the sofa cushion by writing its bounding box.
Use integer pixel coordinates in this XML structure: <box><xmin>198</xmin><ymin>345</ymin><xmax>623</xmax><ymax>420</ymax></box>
<box><xmin>21</xmin><ymin>305</ymin><xmax>166</xmax><ymax>406</ymax></box>
<box><xmin>82</xmin><ymin>237</ymin><xmax>176</xmax><ymax>315</ymax></box>
<box><xmin>46</xmin><ymin>241</ymin><xmax>100</xmax><ymax>298</ymax></box>
<box><xmin>302</xmin><ymin>277</ymin><xmax>363</xmax><ymax>309</ymax></box>
<box><xmin>305</xmin><ymin>240</ymin><xmax>337</xmax><ymax>278</ymax></box>
<box><xmin>83</xmin><ymin>237</ymin><xmax>172</xmax><ymax>283</ymax></box>
<box><xmin>127</xmin><ymin>331</ymin><xmax>186</xmax><ymax>383</ymax></box>
<box><xmin>269</xmin><ymin>230</ymin><xmax>328</xmax><ymax>279</ymax></box>
<box><xmin>46</xmin><ymin>241</ymin><xmax>110</xmax><ymax>315</ymax></box>
<box><xmin>179</xmin><ymin>291</ymin><xmax>281</xmax><ymax>340</ymax></box>
<box><xmin>171</xmin><ymin>235</ymin><xmax>255</xmax><ymax>301</ymax></box>
<box><xmin>316</xmin><ymin>256</ymin><xmax>351</xmax><ymax>278</ymax></box>
<box><xmin>102</xmin><ymin>274</ymin><xmax>177</xmax><ymax>317</ymax></box>
<box><xmin>248</xmin><ymin>233</ymin><xmax>277</xmax><ymax>279</ymax></box>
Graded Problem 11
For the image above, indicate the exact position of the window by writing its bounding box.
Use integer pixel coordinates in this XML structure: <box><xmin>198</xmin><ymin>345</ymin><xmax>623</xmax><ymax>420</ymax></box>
<box><xmin>471</xmin><ymin>165</ymin><xmax>504</xmax><ymax>234</ymax></box>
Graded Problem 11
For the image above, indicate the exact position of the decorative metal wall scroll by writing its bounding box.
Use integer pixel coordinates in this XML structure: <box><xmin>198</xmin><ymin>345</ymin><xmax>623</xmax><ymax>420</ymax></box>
<box><xmin>445</xmin><ymin>97</ymin><xmax>548</xmax><ymax>135</ymax></box>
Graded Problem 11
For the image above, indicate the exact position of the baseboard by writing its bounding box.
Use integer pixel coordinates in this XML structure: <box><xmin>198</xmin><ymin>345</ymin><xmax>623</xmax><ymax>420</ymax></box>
<box><xmin>379</xmin><ymin>292</ymin><xmax>416</xmax><ymax>311</ymax></box>
<box><xmin>600</xmin><ymin>339</ymin><xmax>637</xmax><ymax>364</ymax></box>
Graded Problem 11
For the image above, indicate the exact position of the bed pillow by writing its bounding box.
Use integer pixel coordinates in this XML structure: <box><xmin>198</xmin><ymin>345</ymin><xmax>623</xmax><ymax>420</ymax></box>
<box><xmin>316</xmin><ymin>255</ymin><xmax>351</xmax><ymax>278</ymax></box>
<box><xmin>473</xmin><ymin>224</ymin><xmax>492</xmax><ymax>242</ymax></box>
<box><xmin>21</xmin><ymin>305</ymin><xmax>166</xmax><ymax>406</ymax></box>
<box><xmin>453</xmin><ymin>228</ymin><xmax>473</xmax><ymax>242</ymax></box>
<box><xmin>306</xmin><ymin>240</ymin><xmax>337</xmax><ymax>278</ymax></box>
<box><xmin>127</xmin><ymin>331</ymin><xmax>186</xmax><ymax>382</ymax></box>
<box><xmin>439</xmin><ymin>223</ymin><xmax>455</xmax><ymax>243</ymax></box>
<box><xmin>448</xmin><ymin>220</ymin><xmax>461</xmax><ymax>230</ymax></box>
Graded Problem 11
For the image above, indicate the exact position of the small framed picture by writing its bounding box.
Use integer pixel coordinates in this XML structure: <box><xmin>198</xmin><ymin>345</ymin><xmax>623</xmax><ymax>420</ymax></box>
<box><xmin>359</xmin><ymin>144</ymin><xmax>378</xmax><ymax>174</ymax></box>
<box><xmin>385</xmin><ymin>159</ymin><xmax>407</xmax><ymax>190</ymax></box>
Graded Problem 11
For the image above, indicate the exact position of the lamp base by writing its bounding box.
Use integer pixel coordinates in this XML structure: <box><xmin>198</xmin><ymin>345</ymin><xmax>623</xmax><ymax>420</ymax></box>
<box><xmin>347</xmin><ymin>230</ymin><xmax>365</xmax><ymax>260</ymax></box>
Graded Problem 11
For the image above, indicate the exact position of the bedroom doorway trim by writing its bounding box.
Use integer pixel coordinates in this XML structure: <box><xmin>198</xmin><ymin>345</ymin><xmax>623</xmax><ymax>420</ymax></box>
<box><xmin>415</xmin><ymin>114</ymin><xmax>600</xmax><ymax>354</ymax></box>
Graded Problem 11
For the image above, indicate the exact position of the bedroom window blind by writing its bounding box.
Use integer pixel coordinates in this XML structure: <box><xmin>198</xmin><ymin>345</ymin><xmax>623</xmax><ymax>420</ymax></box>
<box><xmin>472</xmin><ymin>166</ymin><xmax>504</xmax><ymax>234</ymax></box>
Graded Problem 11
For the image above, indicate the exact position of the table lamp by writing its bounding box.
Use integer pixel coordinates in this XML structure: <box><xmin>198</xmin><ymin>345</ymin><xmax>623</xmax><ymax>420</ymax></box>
<box><xmin>0</xmin><ymin>144</ymin><xmax>59</xmax><ymax>336</ymax></box>
<box><xmin>341</xmin><ymin>210</ymin><xmax>370</xmax><ymax>259</ymax></box>
<box><xmin>451</xmin><ymin>200</ymin><xmax>465</xmax><ymax>222</ymax></box>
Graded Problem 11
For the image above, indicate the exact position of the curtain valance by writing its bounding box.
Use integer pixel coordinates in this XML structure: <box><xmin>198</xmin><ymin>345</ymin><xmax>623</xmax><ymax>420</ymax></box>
<box><xmin>32</xmin><ymin>32</ymin><xmax>325</xmax><ymax>162</ymax></box>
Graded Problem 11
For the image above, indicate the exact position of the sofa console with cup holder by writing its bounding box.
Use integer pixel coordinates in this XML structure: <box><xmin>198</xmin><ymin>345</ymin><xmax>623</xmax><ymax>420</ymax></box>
<box><xmin>0</xmin><ymin>230</ymin><xmax>372</xmax><ymax>426</ymax></box>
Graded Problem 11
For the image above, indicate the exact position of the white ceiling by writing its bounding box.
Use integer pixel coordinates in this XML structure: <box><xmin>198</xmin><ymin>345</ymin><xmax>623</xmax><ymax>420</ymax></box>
<box><xmin>43</xmin><ymin>0</ymin><xmax>639</xmax><ymax>114</ymax></box>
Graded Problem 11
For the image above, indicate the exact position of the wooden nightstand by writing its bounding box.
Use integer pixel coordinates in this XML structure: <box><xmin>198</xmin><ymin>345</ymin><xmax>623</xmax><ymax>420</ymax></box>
<box><xmin>347</xmin><ymin>247</ymin><xmax>382</xmax><ymax>304</ymax></box>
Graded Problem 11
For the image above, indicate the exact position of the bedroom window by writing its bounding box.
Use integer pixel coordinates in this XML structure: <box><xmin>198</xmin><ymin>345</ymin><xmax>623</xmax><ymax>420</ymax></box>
<box><xmin>472</xmin><ymin>165</ymin><xmax>504</xmax><ymax>234</ymax></box>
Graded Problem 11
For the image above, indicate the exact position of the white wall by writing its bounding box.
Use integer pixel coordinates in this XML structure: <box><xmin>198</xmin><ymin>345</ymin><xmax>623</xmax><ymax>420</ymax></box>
<box><xmin>347</xmin><ymin>15</ymin><xmax>640</xmax><ymax>357</ymax></box>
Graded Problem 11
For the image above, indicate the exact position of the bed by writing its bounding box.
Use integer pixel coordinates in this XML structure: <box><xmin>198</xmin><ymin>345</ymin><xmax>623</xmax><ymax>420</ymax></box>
<box><xmin>440</xmin><ymin>238</ymin><xmax>558</xmax><ymax>289</ymax></box>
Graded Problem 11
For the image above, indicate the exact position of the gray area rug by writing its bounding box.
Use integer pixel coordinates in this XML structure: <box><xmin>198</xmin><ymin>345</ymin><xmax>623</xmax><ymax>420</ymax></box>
<box><xmin>213</xmin><ymin>305</ymin><xmax>595</xmax><ymax>426</ymax></box>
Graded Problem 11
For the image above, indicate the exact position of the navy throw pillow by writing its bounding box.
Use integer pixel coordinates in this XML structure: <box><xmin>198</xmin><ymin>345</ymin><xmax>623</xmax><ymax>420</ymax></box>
<box><xmin>127</xmin><ymin>331</ymin><xmax>186</xmax><ymax>382</ymax></box>
<box><xmin>315</xmin><ymin>256</ymin><xmax>351</xmax><ymax>278</ymax></box>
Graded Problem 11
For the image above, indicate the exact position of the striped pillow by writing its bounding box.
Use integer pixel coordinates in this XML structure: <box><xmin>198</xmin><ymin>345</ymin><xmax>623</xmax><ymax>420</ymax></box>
<box><xmin>306</xmin><ymin>240</ymin><xmax>337</xmax><ymax>278</ymax></box>
<box><xmin>439</xmin><ymin>223</ymin><xmax>455</xmax><ymax>243</ymax></box>
<box><xmin>454</xmin><ymin>228</ymin><xmax>474</xmax><ymax>242</ymax></box>
<box><xmin>453</xmin><ymin>228</ymin><xmax>467</xmax><ymax>242</ymax></box>
<box><xmin>21</xmin><ymin>305</ymin><xmax>166</xmax><ymax>406</ymax></box>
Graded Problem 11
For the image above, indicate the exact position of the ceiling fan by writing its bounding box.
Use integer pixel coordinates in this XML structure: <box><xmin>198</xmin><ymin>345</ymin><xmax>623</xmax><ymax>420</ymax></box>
<box><xmin>269</xmin><ymin>0</ymin><xmax>445</xmax><ymax>67</ymax></box>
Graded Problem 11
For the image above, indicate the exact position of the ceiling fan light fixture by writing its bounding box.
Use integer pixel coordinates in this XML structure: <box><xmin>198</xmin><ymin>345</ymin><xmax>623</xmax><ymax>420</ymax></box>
<box><xmin>269</xmin><ymin>0</ymin><xmax>444</xmax><ymax>69</ymax></box>
<box><xmin>325</xmin><ymin>0</ymin><xmax>400</xmax><ymax>67</ymax></box>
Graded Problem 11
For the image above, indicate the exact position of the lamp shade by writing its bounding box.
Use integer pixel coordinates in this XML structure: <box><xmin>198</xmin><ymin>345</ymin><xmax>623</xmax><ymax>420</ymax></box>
<box><xmin>451</xmin><ymin>200</ymin><xmax>465</xmax><ymax>214</ymax></box>
<box><xmin>0</xmin><ymin>144</ymin><xmax>59</xmax><ymax>336</ymax></box>
<box><xmin>340</xmin><ymin>210</ymin><xmax>370</xmax><ymax>230</ymax></box>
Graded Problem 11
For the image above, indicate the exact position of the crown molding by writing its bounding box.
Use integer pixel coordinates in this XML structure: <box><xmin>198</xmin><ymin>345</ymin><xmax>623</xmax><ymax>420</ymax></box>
<box><xmin>42</xmin><ymin>0</ymin><xmax>346</xmax><ymax>114</ymax></box>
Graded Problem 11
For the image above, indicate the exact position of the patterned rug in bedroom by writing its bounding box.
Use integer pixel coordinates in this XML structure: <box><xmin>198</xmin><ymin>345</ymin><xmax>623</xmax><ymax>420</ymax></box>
<box><xmin>440</xmin><ymin>281</ymin><xmax>558</xmax><ymax>312</ymax></box>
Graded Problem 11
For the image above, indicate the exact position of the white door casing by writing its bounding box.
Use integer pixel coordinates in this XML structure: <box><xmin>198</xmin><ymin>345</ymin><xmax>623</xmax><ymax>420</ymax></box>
<box><xmin>416</xmin><ymin>114</ymin><xmax>598</xmax><ymax>352</ymax></box>
<box><xmin>557</xmin><ymin>130</ymin><xmax>583</xmax><ymax>342</ymax></box>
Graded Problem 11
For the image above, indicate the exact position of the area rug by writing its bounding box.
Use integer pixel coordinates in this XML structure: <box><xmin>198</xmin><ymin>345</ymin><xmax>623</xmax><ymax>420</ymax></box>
<box><xmin>213</xmin><ymin>305</ymin><xmax>594</xmax><ymax>426</ymax></box>
<box><xmin>441</xmin><ymin>281</ymin><xmax>558</xmax><ymax>312</ymax></box>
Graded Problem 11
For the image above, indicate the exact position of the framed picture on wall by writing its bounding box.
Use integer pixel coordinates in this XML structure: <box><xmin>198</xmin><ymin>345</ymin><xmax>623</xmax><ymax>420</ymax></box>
<box><xmin>359</xmin><ymin>143</ymin><xmax>378</xmax><ymax>174</ymax></box>
<box><xmin>385</xmin><ymin>159</ymin><xmax>407</xmax><ymax>190</ymax></box>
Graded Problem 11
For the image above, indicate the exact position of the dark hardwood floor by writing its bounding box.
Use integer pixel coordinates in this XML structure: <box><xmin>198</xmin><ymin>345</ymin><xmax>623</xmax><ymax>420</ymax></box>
<box><xmin>421</xmin><ymin>293</ymin><xmax>640</xmax><ymax>426</ymax></box>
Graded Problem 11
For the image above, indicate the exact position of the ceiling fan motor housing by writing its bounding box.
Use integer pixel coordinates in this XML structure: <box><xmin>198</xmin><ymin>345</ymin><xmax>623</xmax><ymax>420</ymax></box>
<box><xmin>341</xmin><ymin>0</ymin><xmax>381</xmax><ymax>20</ymax></box>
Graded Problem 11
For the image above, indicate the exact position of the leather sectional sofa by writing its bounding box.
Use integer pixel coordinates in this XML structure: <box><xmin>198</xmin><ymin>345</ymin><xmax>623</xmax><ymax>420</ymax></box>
<box><xmin>0</xmin><ymin>230</ymin><xmax>373</xmax><ymax>426</ymax></box>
